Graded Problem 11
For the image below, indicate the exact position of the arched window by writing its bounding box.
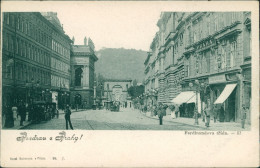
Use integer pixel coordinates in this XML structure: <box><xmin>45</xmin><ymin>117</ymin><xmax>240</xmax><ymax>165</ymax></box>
<box><xmin>75</xmin><ymin>68</ymin><xmax>83</xmax><ymax>86</ymax></box>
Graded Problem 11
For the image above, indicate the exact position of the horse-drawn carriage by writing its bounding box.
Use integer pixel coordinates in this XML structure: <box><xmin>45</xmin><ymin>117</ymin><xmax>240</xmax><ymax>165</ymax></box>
<box><xmin>110</xmin><ymin>101</ymin><xmax>120</xmax><ymax>112</ymax></box>
<box><xmin>31</xmin><ymin>101</ymin><xmax>57</xmax><ymax>123</ymax></box>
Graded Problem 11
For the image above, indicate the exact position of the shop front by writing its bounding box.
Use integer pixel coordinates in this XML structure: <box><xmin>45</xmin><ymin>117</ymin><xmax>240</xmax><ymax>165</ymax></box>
<box><xmin>209</xmin><ymin>72</ymin><xmax>241</xmax><ymax>123</ymax></box>
<box><xmin>171</xmin><ymin>91</ymin><xmax>202</xmax><ymax>118</ymax></box>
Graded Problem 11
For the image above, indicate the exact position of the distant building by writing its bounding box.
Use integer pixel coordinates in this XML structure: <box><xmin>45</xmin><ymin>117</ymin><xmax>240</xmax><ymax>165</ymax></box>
<box><xmin>103</xmin><ymin>79</ymin><xmax>132</xmax><ymax>108</ymax></box>
<box><xmin>70</xmin><ymin>37</ymin><xmax>98</xmax><ymax>109</ymax></box>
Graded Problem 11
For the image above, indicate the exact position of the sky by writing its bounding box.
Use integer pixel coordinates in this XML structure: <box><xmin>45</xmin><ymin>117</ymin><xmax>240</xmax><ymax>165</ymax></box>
<box><xmin>55</xmin><ymin>3</ymin><xmax>161</xmax><ymax>51</ymax></box>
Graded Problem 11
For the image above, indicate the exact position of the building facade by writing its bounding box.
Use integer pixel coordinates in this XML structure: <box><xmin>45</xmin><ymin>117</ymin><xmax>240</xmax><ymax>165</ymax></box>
<box><xmin>70</xmin><ymin>37</ymin><xmax>98</xmax><ymax>109</ymax></box>
<box><xmin>2</xmin><ymin>12</ymin><xmax>72</xmax><ymax>110</ymax></box>
<box><xmin>103</xmin><ymin>79</ymin><xmax>132</xmax><ymax>108</ymax></box>
<box><xmin>41</xmin><ymin>12</ymin><xmax>72</xmax><ymax>109</ymax></box>
<box><xmin>144</xmin><ymin>12</ymin><xmax>251</xmax><ymax>124</ymax></box>
<box><xmin>2</xmin><ymin>12</ymin><xmax>53</xmax><ymax>107</ymax></box>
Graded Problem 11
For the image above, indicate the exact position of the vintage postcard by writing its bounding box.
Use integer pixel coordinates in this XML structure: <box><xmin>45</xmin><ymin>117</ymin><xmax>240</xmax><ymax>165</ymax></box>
<box><xmin>0</xmin><ymin>1</ymin><xmax>259</xmax><ymax>167</ymax></box>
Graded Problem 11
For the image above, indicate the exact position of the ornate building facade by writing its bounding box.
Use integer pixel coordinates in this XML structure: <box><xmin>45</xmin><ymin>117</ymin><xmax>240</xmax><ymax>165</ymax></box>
<box><xmin>144</xmin><ymin>12</ymin><xmax>251</xmax><ymax>124</ymax></box>
<box><xmin>70</xmin><ymin>37</ymin><xmax>98</xmax><ymax>109</ymax></box>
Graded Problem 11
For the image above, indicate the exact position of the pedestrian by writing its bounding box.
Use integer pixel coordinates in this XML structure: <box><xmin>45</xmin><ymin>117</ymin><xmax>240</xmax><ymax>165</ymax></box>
<box><xmin>65</xmin><ymin>105</ymin><xmax>73</xmax><ymax>130</ymax></box>
<box><xmin>213</xmin><ymin>105</ymin><xmax>218</xmax><ymax>123</ymax></box>
<box><xmin>241</xmin><ymin>104</ymin><xmax>248</xmax><ymax>129</ymax></box>
<box><xmin>157</xmin><ymin>103</ymin><xmax>165</xmax><ymax>125</ymax></box>
<box><xmin>19</xmin><ymin>103</ymin><xmax>27</xmax><ymax>126</ymax></box>
<box><xmin>204</xmin><ymin>105</ymin><xmax>210</xmax><ymax>127</ymax></box>
<box><xmin>170</xmin><ymin>105</ymin><xmax>176</xmax><ymax>119</ymax></box>
<box><xmin>27</xmin><ymin>103</ymin><xmax>33</xmax><ymax>121</ymax></box>
<box><xmin>56</xmin><ymin>107</ymin><xmax>60</xmax><ymax>118</ymax></box>
<box><xmin>175</xmin><ymin>105</ymin><xmax>179</xmax><ymax>118</ymax></box>
<box><xmin>12</xmin><ymin>105</ymin><xmax>18</xmax><ymax>122</ymax></box>
<box><xmin>4</xmin><ymin>105</ymin><xmax>14</xmax><ymax>128</ymax></box>
<box><xmin>219</xmin><ymin>105</ymin><xmax>225</xmax><ymax>122</ymax></box>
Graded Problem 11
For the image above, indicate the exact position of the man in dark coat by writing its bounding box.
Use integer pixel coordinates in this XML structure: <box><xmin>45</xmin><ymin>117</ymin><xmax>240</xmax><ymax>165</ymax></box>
<box><xmin>157</xmin><ymin>103</ymin><xmax>166</xmax><ymax>125</ymax></box>
<box><xmin>19</xmin><ymin>103</ymin><xmax>27</xmax><ymax>126</ymax></box>
<box><xmin>4</xmin><ymin>105</ymin><xmax>14</xmax><ymax>128</ymax></box>
<box><xmin>65</xmin><ymin>105</ymin><xmax>73</xmax><ymax>130</ymax></box>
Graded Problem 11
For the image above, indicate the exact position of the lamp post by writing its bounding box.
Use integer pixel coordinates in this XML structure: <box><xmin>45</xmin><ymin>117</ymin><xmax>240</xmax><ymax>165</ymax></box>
<box><xmin>189</xmin><ymin>80</ymin><xmax>206</xmax><ymax>125</ymax></box>
<box><xmin>62</xmin><ymin>92</ymin><xmax>69</xmax><ymax>109</ymax></box>
<box><xmin>74</xmin><ymin>94</ymin><xmax>80</xmax><ymax>111</ymax></box>
<box><xmin>189</xmin><ymin>80</ymin><xmax>199</xmax><ymax>125</ymax></box>
<box><xmin>94</xmin><ymin>80</ymin><xmax>96</xmax><ymax>106</ymax></box>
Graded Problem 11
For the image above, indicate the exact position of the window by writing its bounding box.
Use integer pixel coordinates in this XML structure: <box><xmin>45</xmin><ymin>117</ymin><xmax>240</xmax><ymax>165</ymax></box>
<box><xmin>6</xmin><ymin>13</ymin><xmax>10</xmax><ymax>25</ymax></box>
<box><xmin>206</xmin><ymin>50</ymin><xmax>210</xmax><ymax>73</ymax></box>
<box><xmin>28</xmin><ymin>45</ymin><xmax>31</xmax><ymax>59</ymax></box>
<box><xmin>75</xmin><ymin>68</ymin><xmax>83</xmax><ymax>86</ymax></box>
<box><xmin>16</xmin><ymin>39</ymin><xmax>19</xmax><ymax>54</ymax></box>
<box><xmin>25</xmin><ymin>22</ymin><xmax>28</xmax><ymax>34</ymax></box>
<box><xmin>214</xmin><ymin>14</ymin><xmax>218</xmax><ymax>32</ymax></box>
<box><xmin>230</xmin><ymin>41</ymin><xmax>237</xmax><ymax>68</ymax></box>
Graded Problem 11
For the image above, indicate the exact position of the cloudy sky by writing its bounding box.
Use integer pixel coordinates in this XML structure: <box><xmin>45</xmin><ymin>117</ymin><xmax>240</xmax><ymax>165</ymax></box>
<box><xmin>55</xmin><ymin>3</ymin><xmax>161</xmax><ymax>51</ymax></box>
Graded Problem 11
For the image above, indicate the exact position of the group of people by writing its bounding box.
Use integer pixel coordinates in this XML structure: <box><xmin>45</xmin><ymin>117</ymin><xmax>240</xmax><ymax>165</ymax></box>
<box><xmin>140</xmin><ymin>102</ymin><xmax>249</xmax><ymax>128</ymax></box>
<box><xmin>3</xmin><ymin>102</ymin><xmax>27</xmax><ymax>128</ymax></box>
<box><xmin>3</xmin><ymin>102</ymin><xmax>60</xmax><ymax>128</ymax></box>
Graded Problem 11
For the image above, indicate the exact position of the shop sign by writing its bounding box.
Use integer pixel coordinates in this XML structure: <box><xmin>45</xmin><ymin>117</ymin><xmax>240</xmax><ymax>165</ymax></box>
<box><xmin>209</xmin><ymin>74</ymin><xmax>226</xmax><ymax>84</ymax></box>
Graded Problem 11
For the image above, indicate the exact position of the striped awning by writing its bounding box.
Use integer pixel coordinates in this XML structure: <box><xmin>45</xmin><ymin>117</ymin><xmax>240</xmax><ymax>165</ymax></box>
<box><xmin>214</xmin><ymin>84</ymin><xmax>237</xmax><ymax>104</ymax></box>
<box><xmin>171</xmin><ymin>91</ymin><xmax>196</xmax><ymax>104</ymax></box>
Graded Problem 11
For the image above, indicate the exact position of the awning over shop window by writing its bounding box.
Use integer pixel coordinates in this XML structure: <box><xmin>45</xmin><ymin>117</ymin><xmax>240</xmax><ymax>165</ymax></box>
<box><xmin>214</xmin><ymin>84</ymin><xmax>237</xmax><ymax>104</ymax></box>
<box><xmin>172</xmin><ymin>91</ymin><xmax>203</xmax><ymax>113</ymax></box>
<box><xmin>171</xmin><ymin>91</ymin><xmax>196</xmax><ymax>104</ymax></box>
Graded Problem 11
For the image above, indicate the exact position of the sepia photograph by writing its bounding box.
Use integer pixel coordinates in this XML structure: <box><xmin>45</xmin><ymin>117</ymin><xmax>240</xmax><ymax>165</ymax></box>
<box><xmin>2</xmin><ymin>11</ymin><xmax>252</xmax><ymax>131</ymax></box>
<box><xmin>0</xmin><ymin>1</ymin><xmax>259</xmax><ymax>167</ymax></box>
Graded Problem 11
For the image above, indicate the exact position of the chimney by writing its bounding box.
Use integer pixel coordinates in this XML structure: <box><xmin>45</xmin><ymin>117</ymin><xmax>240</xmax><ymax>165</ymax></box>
<box><xmin>72</xmin><ymin>36</ymin><xmax>75</xmax><ymax>44</ymax></box>
<box><xmin>84</xmin><ymin>37</ymin><xmax>87</xmax><ymax>46</ymax></box>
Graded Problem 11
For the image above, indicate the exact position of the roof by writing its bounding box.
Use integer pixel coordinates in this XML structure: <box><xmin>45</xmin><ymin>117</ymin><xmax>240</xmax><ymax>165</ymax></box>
<box><xmin>104</xmin><ymin>79</ymin><xmax>132</xmax><ymax>82</ymax></box>
<box><xmin>72</xmin><ymin>45</ymin><xmax>93</xmax><ymax>53</ymax></box>
<box><xmin>41</xmin><ymin>12</ymin><xmax>64</xmax><ymax>33</ymax></box>
<box><xmin>72</xmin><ymin>45</ymin><xmax>98</xmax><ymax>61</ymax></box>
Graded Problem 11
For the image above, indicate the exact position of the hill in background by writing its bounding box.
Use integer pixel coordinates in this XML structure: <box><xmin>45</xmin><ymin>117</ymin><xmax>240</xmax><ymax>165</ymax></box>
<box><xmin>95</xmin><ymin>48</ymin><xmax>147</xmax><ymax>83</ymax></box>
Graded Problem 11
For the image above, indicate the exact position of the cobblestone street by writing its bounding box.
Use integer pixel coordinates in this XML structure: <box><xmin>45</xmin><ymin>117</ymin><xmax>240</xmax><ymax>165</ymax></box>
<box><xmin>23</xmin><ymin>108</ymin><xmax>205</xmax><ymax>130</ymax></box>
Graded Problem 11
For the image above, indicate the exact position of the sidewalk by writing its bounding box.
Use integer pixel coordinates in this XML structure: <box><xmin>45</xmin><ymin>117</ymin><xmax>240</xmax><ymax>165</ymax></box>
<box><xmin>3</xmin><ymin>117</ymin><xmax>32</xmax><ymax>130</ymax></box>
<box><xmin>3</xmin><ymin>109</ymin><xmax>88</xmax><ymax>130</ymax></box>
<box><xmin>58</xmin><ymin>108</ymin><xmax>87</xmax><ymax>114</ymax></box>
<box><xmin>140</xmin><ymin>111</ymin><xmax>250</xmax><ymax>131</ymax></box>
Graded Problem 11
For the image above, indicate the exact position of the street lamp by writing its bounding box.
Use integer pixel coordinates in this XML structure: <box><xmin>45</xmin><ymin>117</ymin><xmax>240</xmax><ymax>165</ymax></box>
<box><xmin>62</xmin><ymin>92</ymin><xmax>69</xmax><ymax>109</ymax></box>
<box><xmin>189</xmin><ymin>80</ymin><xmax>199</xmax><ymax>125</ymax></box>
<box><xmin>189</xmin><ymin>79</ymin><xmax>206</xmax><ymax>125</ymax></box>
<box><xmin>94</xmin><ymin>80</ymin><xmax>96</xmax><ymax>106</ymax></box>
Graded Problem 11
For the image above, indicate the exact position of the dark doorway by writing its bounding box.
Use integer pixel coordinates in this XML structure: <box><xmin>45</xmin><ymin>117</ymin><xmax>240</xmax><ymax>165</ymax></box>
<box><xmin>226</xmin><ymin>88</ymin><xmax>236</xmax><ymax>122</ymax></box>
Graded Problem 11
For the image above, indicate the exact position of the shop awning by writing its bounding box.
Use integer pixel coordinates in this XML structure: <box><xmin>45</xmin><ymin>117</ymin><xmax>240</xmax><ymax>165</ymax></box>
<box><xmin>171</xmin><ymin>91</ymin><xmax>196</xmax><ymax>104</ymax></box>
<box><xmin>214</xmin><ymin>84</ymin><xmax>237</xmax><ymax>104</ymax></box>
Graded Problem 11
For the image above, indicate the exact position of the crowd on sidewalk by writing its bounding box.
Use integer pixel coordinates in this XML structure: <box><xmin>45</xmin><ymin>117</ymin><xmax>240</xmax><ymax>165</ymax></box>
<box><xmin>135</xmin><ymin>103</ymin><xmax>250</xmax><ymax>130</ymax></box>
<box><xmin>2</xmin><ymin>101</ymin><xmax>60</xmax><ymax>129</ymax></box>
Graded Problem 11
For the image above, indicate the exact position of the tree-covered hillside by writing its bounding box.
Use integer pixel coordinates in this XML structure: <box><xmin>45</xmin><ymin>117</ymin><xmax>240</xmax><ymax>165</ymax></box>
<box><xmin>95</xmin><ymin>48</ymin><xmax>147</xmax><ymax>83</ymax></box>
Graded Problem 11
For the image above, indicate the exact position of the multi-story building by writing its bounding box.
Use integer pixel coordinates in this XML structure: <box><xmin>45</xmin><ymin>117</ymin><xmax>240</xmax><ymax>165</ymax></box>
<box><xmin>2</xmin><ymin>12</ymin><xmax>72</xmax><ymax>110</ymax></box>
<box><xmin>70</xmin><ymin>37</ymin><xmax>98</xmax><ymax>109</ymax></box>
<box><xmin>144</xmin><ymin>12</ymin><xmax>251</xmax><ymax>124</ymax></box>
<box><xmin>2</xmin><ymin>12</ymin><xmax>53</xmax><ymax>107</ymax></box>
<box><xmin>41</xmin><ymin>12</ymin><xmax>72</xmax><ymax>109</ymax></box>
